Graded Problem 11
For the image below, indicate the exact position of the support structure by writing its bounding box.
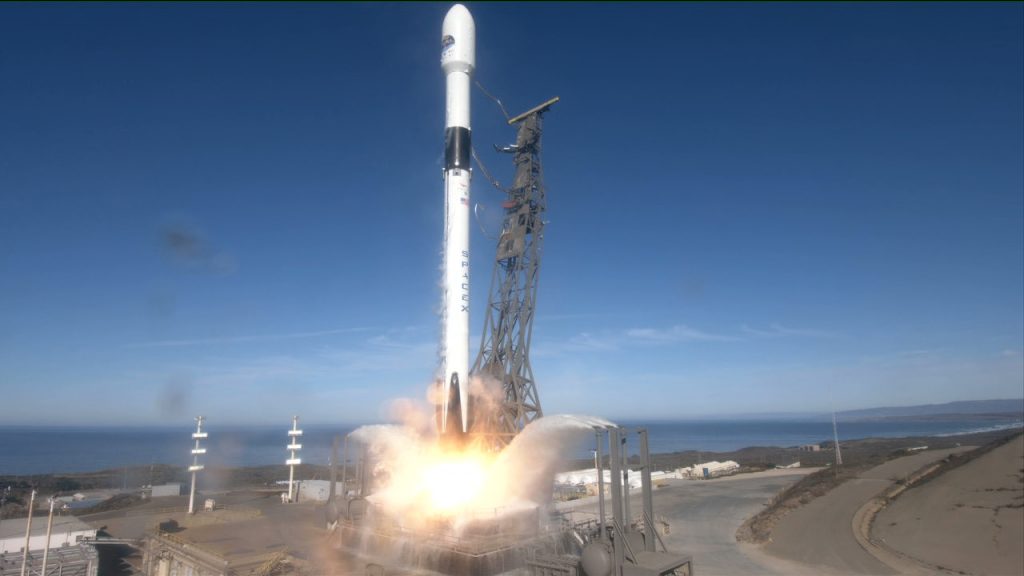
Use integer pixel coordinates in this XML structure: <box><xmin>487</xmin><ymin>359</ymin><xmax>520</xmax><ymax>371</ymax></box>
<box><xmin>40</xmin><ymin>497</ymin><xmax>55</xmax><ymax>576</ymax></box>
<box><xmin>471</xmin><ymin>97</ymin><xmax>558</xmax><ymax>447</ymax></box>
<box><xmin>595</xmin><ymin>431</ymin><xmax>606</xmax><ymax>539</ymax></box>
<box><xmin>19</xmin><ymin>490</ymin><xmax>35</xmax><ymax>576</ymax></box>
<box><xmin>638</xmin><ymin>429</ymin><xmax>656</xmax><ymax>554</ymax></box>
<box><xmin>286</xmin><ymin>416</ymin><xmax>303</xmax><ymax>502</ymax></box>
<box><xmin>187</xmin><ymin>416</ymin><xmax>206</xmax><ymax>514</ymax></box>
<box><xmin>608</xmin><ymin>429</ymin><xmax>625</xmax><ymax>572</ymax></box>
<box><xmin>326</xmin><ymin>435</ymin><xmax>340</xmax><ymax>528</ymax></box>
<box><xmin>583</xmin><ymin>428</ymin><xmax>693</xmax><ymax>576</ymax></box>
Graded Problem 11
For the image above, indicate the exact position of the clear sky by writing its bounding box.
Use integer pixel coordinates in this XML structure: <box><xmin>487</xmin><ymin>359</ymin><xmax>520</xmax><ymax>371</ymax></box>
<box><xmin>1</xmin><ymin>2</ymin><xmax>1021</xmax><ymax>426</ymax></box>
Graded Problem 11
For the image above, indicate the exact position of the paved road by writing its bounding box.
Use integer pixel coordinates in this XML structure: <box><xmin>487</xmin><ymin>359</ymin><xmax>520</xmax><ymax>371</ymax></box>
<box><xmin>874</xmin><ymin>435</ymin><xmax>1024</xmax><ymax>576</ymax></box>
<box><xmin>560</xmin><ymin>469</ymin><xmax>818</xmax><ymax>575</ymax></box>
<box><xmin>765</xmin><ymin>447</ymin><xmax>972</xmax><ymax>575</ymax></box>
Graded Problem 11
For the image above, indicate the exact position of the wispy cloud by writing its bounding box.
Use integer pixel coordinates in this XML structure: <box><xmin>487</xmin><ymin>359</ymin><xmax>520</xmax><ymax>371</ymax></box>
<box><xmin>527</xmin><ymin>332</ymin><xmax>620</xmax><ymax>357</ymax></box>
<box><xmin>211</xmin><ymin>340</ymin><xmax>432</xmax><ymax>386</ymax></box>
<box><xmin>122</xmin><ymin>326</ymin><xmax>440</xmax><ymax>423</ymax></box>
<box><xmin>534</xmin><ymin>321</ymin><xmax>835</xmax><ymax>358</ymax></box>
<box><xmin>741</xmin><ymin>323</ymin><xmax>838</xmax><ymax>339</ymax></box>
<box><xmin>626</xmin><ymin>324</ymin><xmax>737</xmax><ymax>343</ymax></box>
<box><xmin>534</xmin><ymin>324</ymin><xmax>736</xmax><ymax>357</ymax></box>
<box><xmin>535</xmin><ymin>312</ymin><xmax>619</xmax><ymax>322</ymax></box>
<box><xmin>124</xmin><ymin>327</ymin><xmax>375</xmax><ymax>348</ymax></box>
<box><xmin>532</xmin><ymin>345</ymin><xmax>1024</xmax><ymax>419</ymax></box>
<box><xmin>859</xmin><ymin>349</ymin><xmax>940</xmax><ymax>365</ymax></box>
<box><xmin>566</xmin><ymin>332</ymin><xmax>621</xmax><ymax>351</ymax></box>
<box><xmin>366</xmin><ymin>326</ymin><xmax>429</xmax><ymax>348</ymax></box>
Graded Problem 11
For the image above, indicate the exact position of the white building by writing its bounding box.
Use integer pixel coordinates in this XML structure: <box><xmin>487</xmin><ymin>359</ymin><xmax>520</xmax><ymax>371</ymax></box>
<box><xmin>0</xmin><ymin>514</ymin><xmax>98</xmax><ymax>576</ymax></box>
<box><xmin>678</xmin><ymin>460</ymin><xmax>740</xmax><ymax>479</ymax></box>
<box><xmin>0</xmin><ymin>515</ymin><xmax>97</xmax><ymax>554</ymax></box>
<box><xmin>296</xmin><ymin>480</ymin><xmax>332</xmax><ymax>503</ymax></box>
<box><xmin>150</xmin><ymin>483</ymin><xmax>183</xmax><ymax>498</ymax></box>
<box><xmin>555</xmin><ymin>469</ymin><xmax>642</xmax><ymax>489</ymax></box>
<box><xmin>554</xmin><ymin>468</ymin><xmax>683</xmax><ymax>493</ymax></box>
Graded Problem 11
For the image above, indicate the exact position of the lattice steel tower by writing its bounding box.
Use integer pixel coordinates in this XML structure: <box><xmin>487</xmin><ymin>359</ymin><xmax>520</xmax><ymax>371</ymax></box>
<box><xmin>472</xmin><ymin>97</ymin><xmax>558</xmax><ymax>447</ymax></box>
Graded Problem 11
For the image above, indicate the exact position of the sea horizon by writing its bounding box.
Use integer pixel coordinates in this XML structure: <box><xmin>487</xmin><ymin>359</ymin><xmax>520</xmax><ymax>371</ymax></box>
<box><xmin>1</xmin><ymin>416</ymin><xmax>1021</xmax><ymax>476</ymax></box>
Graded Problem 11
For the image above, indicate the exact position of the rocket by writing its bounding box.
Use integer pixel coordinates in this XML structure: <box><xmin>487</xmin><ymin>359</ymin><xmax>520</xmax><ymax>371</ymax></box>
<box><xmin>438</xmin><ymin>4</ymin><xmax>475</xmax><ymax>437</ymax></box>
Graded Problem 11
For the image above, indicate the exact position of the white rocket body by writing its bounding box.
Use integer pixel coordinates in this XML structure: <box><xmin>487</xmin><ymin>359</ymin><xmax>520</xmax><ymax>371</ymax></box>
<box><xmin>439</xmin><ymin>4</ymin><xmax>474</xmax><ymax>435</ymax></box>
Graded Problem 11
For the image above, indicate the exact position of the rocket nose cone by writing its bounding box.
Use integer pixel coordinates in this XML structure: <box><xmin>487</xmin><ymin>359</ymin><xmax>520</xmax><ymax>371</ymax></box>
<box><xmin>443</xmin><ymin>4</ymin><xmax>475</xmax><ymax>34</ymax></box>
<box><xmin>441</xmin><ymin>4</ymin><xmax>475</xmax><ymax>73</ymax></box>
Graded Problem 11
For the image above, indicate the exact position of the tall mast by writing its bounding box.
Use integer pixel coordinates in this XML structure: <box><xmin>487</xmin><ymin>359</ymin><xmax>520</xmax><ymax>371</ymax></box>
<box><xmin>188</xmin><ymin>416</ymin><xmax>206</xmax><ymax>514</ymax></box>
<box><xmin>472</xmin><ymin>97</ymin><xmax>558</xmax><ymax>447</ymax></box>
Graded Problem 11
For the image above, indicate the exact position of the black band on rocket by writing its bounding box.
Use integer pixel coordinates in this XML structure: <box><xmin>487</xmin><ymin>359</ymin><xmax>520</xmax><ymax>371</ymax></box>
<box><xmin>444</xmin><ymin>126</ymin><xmax>471</xmax><ymax>171</ymax></box>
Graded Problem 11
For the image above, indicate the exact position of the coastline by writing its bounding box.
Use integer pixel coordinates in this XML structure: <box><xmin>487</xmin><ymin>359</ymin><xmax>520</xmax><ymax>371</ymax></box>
<box><xmin>1</xmin><ymin>425</ymin><xmax>1019</xmax><ymax>520</ymax></box>
<box><xmin>1</xmin><ymin>417</ymin><xmax>1019</xmax><ymax>477</ymax></box>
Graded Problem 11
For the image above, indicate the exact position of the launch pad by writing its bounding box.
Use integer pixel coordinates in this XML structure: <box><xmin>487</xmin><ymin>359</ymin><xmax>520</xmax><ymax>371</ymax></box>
<box><xmin>330</xmin><ymin>427</ymin><xmax>693</xmax><ymax>576</ymax></box>
<box><xmin>336</xmin><ymin>508</ymin><xmax>573</xmax><ymax>576</ymax></box>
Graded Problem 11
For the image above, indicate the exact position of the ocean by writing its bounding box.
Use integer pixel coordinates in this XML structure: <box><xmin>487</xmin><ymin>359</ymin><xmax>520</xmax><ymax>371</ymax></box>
<box><xmin>0</xmin><ymin>418</ymin><xmax>1020</xmax><ymax>476</ymax></box>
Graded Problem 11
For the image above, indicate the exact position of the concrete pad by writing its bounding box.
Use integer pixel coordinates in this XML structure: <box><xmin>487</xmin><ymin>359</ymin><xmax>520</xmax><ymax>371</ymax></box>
<box><xmin>560</xmin><ymin>469</ymin><xmax>819</xmax><ymax>575</ymax></box>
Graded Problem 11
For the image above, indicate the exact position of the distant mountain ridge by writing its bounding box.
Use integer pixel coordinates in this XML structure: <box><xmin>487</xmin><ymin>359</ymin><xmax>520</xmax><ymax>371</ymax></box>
<box><xmin>838</xmin><ymin>399</ymin><xmax>1024</xmax><ymax>421</ymax></box>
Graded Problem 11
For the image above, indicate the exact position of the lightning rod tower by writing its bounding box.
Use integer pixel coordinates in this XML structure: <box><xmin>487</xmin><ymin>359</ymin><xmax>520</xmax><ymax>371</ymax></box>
<box><xmin>472</xmin><ymin>96</ymin><xmax>558</xmax><ymax>447</ymax></box>
<box><xmin>286</xmin><ymin>415</ymin><xmax>303</xmax><ymax>502</ymax></box>
<box><xmin>188</xmin><ymin>416</ymin><xmax>206</xmax><ymax>514</ymax></box>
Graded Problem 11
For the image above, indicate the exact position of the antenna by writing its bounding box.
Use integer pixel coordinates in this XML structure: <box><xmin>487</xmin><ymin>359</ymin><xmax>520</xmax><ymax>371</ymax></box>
<box><xmin>286</xmin><ymin>416</ymin><xmax>303</xmax><ymax>503</ymax></box>
<box><xmin>188</xmin><ymin>416</ymin><xmax>207</xmax><ymax>514</ymax></box>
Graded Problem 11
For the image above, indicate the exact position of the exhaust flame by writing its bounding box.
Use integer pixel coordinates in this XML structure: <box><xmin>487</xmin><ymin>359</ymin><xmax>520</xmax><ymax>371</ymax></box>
<box><xmin>422</xmin><ymin>452</ymin><xmax>489</xmax><ymax>513</ymax></box>
<box><xmin>350</xmin><ymin>404</ymin><xmax>614</xmax><ymax>533</ymax></box>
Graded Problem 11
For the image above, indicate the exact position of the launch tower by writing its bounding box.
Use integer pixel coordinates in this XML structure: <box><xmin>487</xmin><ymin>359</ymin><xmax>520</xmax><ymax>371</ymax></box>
<box><xmin>471</xmin><ymin>97</ymin><xmax>558</xmax><ymax>447</ymax></box>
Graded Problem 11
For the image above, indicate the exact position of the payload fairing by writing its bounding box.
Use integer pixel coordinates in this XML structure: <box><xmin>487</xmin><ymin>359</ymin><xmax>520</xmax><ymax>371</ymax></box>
<box><xmin>438</xmin><ymin>4</ymin><xmax>475</xmax><ymax>436</ymax></box>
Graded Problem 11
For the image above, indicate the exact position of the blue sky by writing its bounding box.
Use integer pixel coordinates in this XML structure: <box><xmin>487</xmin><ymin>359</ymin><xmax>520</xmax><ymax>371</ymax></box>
<box><xmin>1</xmin><ymin>2</ymin><xmax>1021</xmax><ymax>426</ymax></box>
